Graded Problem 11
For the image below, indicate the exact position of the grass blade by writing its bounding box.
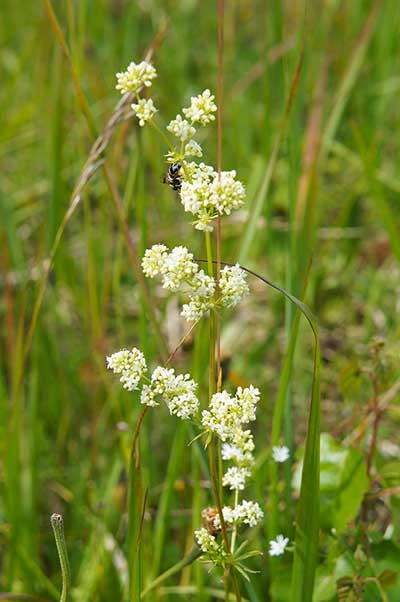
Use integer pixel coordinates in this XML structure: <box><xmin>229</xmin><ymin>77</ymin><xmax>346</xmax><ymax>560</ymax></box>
<box><xmin>238</xmin><ymin>36</ymin><xmax>303</xmax><ymax>265</ymax></box>
<box><xmin>227</xmin><ymin>263</ymin><xmax>320</xmax><ymax>601</ymax></box>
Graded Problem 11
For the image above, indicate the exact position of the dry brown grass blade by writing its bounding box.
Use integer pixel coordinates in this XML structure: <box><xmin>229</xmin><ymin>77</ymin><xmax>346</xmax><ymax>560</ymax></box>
<box><xmin>19</xmin><ymin>4</ymin><xmax>169</xmax><ymax>392</ymax></box>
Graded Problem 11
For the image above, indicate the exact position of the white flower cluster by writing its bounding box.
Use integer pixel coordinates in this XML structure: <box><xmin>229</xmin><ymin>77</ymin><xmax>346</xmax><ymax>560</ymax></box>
<box><xmin>202</xmin><ymin>386</ymin><xmax>260</xmax><ymax>441</ymax></box>
<box><xmin>214</xmin><ymin>500</ymin><xmax>264</xmax><ymax>529</ymax></box>
<box><xmin>165</xmin><ymin>89</ymin><xmax>216</xmax><ymax>163</ymax></box>
<box><xmin>116</xmin><ymin>60</ymin><xmax>157</xmax><ymax>94</ymax></box>
<box><xmin>183</xmin><ymin>89</ymin><xmax>217</xmax><ymax>125</ymax></box>
<box><xmin>202</xmin><ymin>386</ymin><xmax>260</xmax><ymax>491</ymax></box>
<box><xmin>131</xmin><ymin>98</ymin><xmax>157</xmax><ymax>126</ymax></box>
<box><xmin>219</xmin><ymin>264</ymin><xmax>249</xmax><ymax>307</ymax></box>
<box><xmin>179</xmin><ymin>163</ymin><xmax>246</xmax><ymax>231</ymax></box>
<box><xmin>142</xmin><ymin>245</ymin><xmax>249</xmax><ymax>322</ymax></box>
<box><xmin>194</xmin><ymin>528</ymin><xmax>225</xmax><ymax>558</ymax></box>
<box><xmin>141</xmin><ymin>366</ymin><xmax>199</xmax><ymax>419</ymax></box>
<box><xmin>106</xmin><ymin>348</ymin><xmax>199</xmax><ymax>421</ymax></box>
<box><xmin>106</xmin><ymin>348</ymin><xmax>147</xmax><ymax>391</ymax></box>
<box><xmin>222</xmin><ymin>466</ymin><xmax>250</xmax><ymax>491</ymax></box>
<box><xmin>184</xmin><ymin>140</ymin><xmax>203</xmax><ymax>158</ymax></box>
<box><xmin>116</xmin><ymin>60</ymin><xmax>158</xmax><ymax>127</ymax></box>
<box><xmin>167</xmin><ymin>114</ymin><xmax>196</xmax><ymax>142</ymax></box>
<box><xmin>115</xmin><ymin>65</ymin><xmax>245</xmax><ymax>229</ymax></box>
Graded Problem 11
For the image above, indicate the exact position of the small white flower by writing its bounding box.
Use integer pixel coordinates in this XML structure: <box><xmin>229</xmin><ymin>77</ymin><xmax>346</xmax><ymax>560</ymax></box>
<box><xmin>116</xmin><ymin>60</ymin><xmax>157</xmax><ymax>94</ymax></box>
<box><xmin>212</xmin><ymin>506</ymin><xmax>235</xmax><ymax>529</ymax></box>
<box><xmin>183</xmin><ymin>89</ymin><xmax>217</xmax><ymax>125</ymax></box>
<box><xmin>272</xmin><ymin>446</ymin><xmax>290</xmax><ymax>463</ymax></box>
<box><xmin>222</xmin><ymin>466</ymin><xmax>250</xmax><ymax>490</ymax></box>
<box><xmin>268</xmin><ymin>535</ymin><xmax>289</xmax><ymax>556</ymax></box>
<box><xmin>167</xmin><ymin>114</ymin><xmax>196</xmax><ymax>141</ymax></box>
<box><xmin>194</xmin><ymin>528</ymin><xmax>221</xmax><ymax>554</ymax></box>
<box><xmin>140</xmin><ymin>384</ymin><xmax>158</xmax><ymax>407</ymax></box>
<box><xmin>106</xmin><ymin>348</ymin><xmax>147</xmax><ymax>391</ymax></box>
<box><xmin>194</xmin><ymin>214</ymin><xmax>214</xmax><ymax>232</ymax></box>
<box><xmin>131</xmin><ymin>98</ymin><xmax>157</xmax><ymax>126</ymax></box>
<box><xmin>221</xmin><ymin>443</ymin><xmax>244</xmax><ymax>462</ymax></box>
<box><xmin>184</xmin><ymin>140</ymin><xmax>203</xmax><ymax>157</ymax></box>
<box><xmin>222</xmin><ymin>430</ymin><xmax>255</xmax><ymax>470</ymax></box>
<box><xmin>219</xmin><ymin>264</ymin><xmax>249</xmax><ymax>308</ymax></box>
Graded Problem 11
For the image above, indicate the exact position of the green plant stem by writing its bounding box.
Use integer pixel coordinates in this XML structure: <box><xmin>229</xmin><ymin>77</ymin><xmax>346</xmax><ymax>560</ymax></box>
<box><xmin>149</xmin><ymin>119</ymin><xmax>177</xmax><ymax>154</ymax></box>
<box><xmin>50</xmin><ymin>514</ymin><xmax>70</xmax><ymax>602</ymax></box>
<box><xmin>140</xmin><ymin>546</ymin><xmax>202</xmax><ymax>599</ymax></box>
<box><xmin>204</xmin><ymin>232</ymin><xmax>241</xmax><ymax>602</ymax></box>
<box><xmin>230</xmin><ymin>489</ymin><xmax>240</xmax><ymax>553</ymax></box>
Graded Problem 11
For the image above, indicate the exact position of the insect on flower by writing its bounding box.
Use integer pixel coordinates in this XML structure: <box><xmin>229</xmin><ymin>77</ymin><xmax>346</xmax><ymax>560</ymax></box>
<box><xmin>163</xmin><ymin>161</ymin><xmax>183</xmax><ymax>191</ymax></box>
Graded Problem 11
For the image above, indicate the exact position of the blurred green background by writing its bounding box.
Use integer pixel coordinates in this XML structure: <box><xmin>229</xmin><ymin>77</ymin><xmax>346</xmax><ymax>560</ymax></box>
<box><xmin>1</xmin><ymin>1</ymin><xmax>400</xmax><ymax>600</ymax></box>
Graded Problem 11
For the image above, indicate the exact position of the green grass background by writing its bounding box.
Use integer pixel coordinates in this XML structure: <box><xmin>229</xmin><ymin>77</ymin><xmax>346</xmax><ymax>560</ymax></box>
<box><xmin>1</xmin><ymin>1</ymin><xmax>400</xmax><ymax>600</ymax></box>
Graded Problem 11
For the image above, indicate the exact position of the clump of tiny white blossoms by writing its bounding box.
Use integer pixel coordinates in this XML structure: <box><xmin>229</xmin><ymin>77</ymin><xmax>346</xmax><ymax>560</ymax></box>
<box><xmin>183</xmin><ymin>89</ymin><xmax>217</xmax><ymax>125</ymax></box>
<box><xmin>131</xmin><ymin>98</ymin><xmax>157</xmax><ymax>127</ymax></box>
<box><xmin>116</xmin><ymin>60</ymin><xmax>157</xmax><ymax>94</ymax></box>
<box><xmin>202</xmin><ymin>386</ymin><xmax>260</xmax><ymax>491</ymax></box>
<box><xmin>167</xmin><ymin>114</ymin><xmax>196</xmax><ymax>142</ymax></box>
<box><xmin>106</xmin><ymin>348</ymin><xmax>147</xmax><ymax>391</ymax></box>
<box><xmin>219</xmin><ymin>265</ymin><xmax>249</xmax><ymax>307</ymax></box>
<box><xmin>179</xmin><ymin>163</ymin><xmax>246</xmax><ymax>232</ymax></box>
<box><xmin>141</xmin><ymin>366</ymin><xmax>199</xmax><ymax>419</ymax></box>
<box><xmin>115</xmin><ymin>63</ymin><xmax>246</xmax><ymax>231</ymax></box>
<box><xmin>165</xmin><ymin>89</ymin><xmax>245</xmax><ymax>231</ymax></box>
<box><xmin>213</xmin><ymin>500</ymin><xmax>264</xmax><ymax>530</ymax></box>
<box><xmin>107</xmin><ymin>348</ymin><xmax>199</xmax><ymax>421</ymax></box>
<box><xmin>116</xmin><ymin>60</ymin><xmax>158</xmax><ymax>127</ymax></box>
<box><xmin>142</xmin><ymin>244</ymin><xmax>249</xmax><ymax>322</ymax></box>
<box><xmin>194</xmin><ymin>528</ymin><xmax>226</xmax><ymax>563</ymax></box>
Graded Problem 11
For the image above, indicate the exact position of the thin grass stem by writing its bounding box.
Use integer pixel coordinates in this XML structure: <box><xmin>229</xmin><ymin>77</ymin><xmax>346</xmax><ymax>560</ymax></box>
<box><xmin>50</xmin><ymin>514</ymin><xmax>70</xmax><ymax>602</ymax></box>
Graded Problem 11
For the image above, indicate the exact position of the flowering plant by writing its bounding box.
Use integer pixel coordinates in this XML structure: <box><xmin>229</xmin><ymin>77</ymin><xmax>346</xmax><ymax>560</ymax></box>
<box><xmin>108</xmin><ymin>59</ymin><xmax>295</xmax><ymax>598</ymax></box>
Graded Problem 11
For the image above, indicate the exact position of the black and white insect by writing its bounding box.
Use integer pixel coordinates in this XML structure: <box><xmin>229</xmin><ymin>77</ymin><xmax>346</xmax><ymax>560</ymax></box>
<box><xmin>163</xmin><ymin>161</ymin><xmax>182</xmax><ymax>191</ymax></box>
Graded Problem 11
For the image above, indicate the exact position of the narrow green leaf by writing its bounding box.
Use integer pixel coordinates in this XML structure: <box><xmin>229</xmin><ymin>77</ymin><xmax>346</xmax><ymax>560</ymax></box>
<box><xmin>235</xmin><ymin>264</ymin><xmax>320</xmax><ymax>601</ymax></box>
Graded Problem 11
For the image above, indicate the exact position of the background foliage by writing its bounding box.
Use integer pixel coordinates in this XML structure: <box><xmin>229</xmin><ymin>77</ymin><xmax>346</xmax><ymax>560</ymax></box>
<box><xmin>1</xmin><ymin>1</ymin><xmax>400</xmax><ymax>600</ymax></box>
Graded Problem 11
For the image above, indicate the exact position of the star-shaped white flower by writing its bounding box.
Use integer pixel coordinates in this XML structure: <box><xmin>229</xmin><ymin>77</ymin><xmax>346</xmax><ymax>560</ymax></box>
<box><xmin>272</xmin><ymin>445</ymin><xmax>290</xmax><ymax>463</ymax></box>
<box><xmin>268</xmin><ymin>534</ymin><xmax>289</xmax><ymax>556</ymax></box>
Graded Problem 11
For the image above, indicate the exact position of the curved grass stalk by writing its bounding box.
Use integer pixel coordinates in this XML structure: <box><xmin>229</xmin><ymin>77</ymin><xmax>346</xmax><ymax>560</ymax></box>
<box><xmin>197</xmin><ymin>258</ymin><xmax>320</xmax><ymax>600</ymax></box>
<box><xmin>50</xmin><ymin>514</ymin><xmax>70</xmax><ymax>602</ymax></box>
<box><xmin>140</xmin><ymin>546</ymin><xmax>202</xmax><ymax>599</ymax></box>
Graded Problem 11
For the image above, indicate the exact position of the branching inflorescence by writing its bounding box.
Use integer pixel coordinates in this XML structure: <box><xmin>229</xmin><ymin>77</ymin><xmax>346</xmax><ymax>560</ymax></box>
<box><xmin>108</xmin><ymin>60</ymin><xmax>290</xmax><ymax>588</ymax></box>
